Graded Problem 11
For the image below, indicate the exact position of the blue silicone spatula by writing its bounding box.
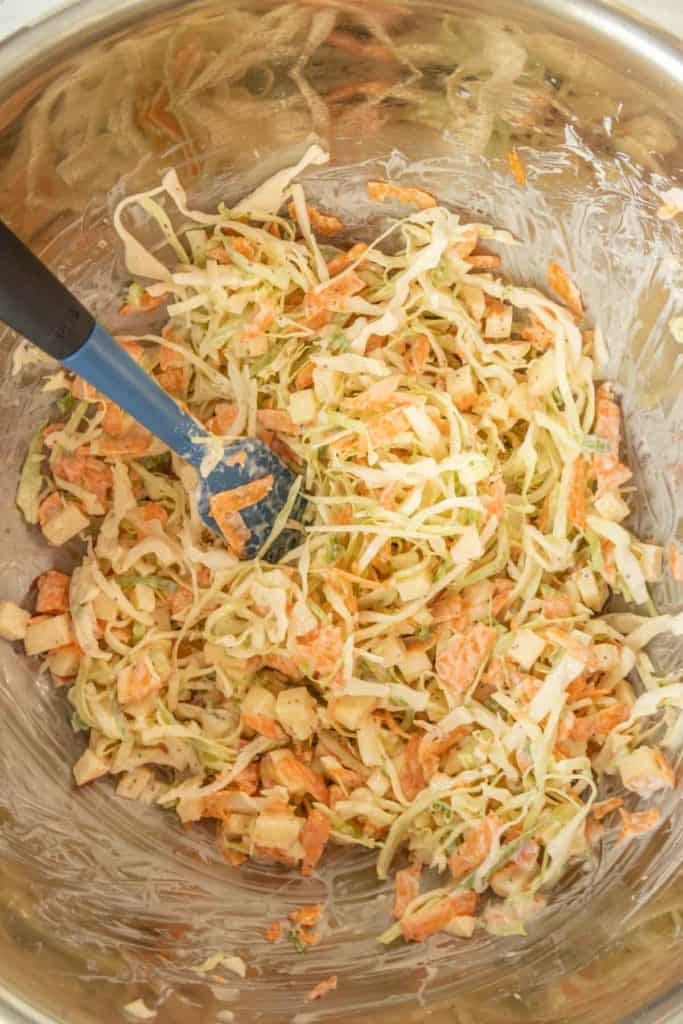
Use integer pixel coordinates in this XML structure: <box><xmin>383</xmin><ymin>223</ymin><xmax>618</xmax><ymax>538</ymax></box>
<box><xmin>0</xmin><ymin>218</ymin><xmax>307</xmax><ymax>560</ymax></box>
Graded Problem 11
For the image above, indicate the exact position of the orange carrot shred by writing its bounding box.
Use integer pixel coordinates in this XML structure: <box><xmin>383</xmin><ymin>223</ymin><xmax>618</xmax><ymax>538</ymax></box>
<box><xmin>288</xmin><ymin>904</ymin><xmax>323</xmax><ymax>927</ymax></box>
<box><xmin>508</xmin><ymin>147</ymin><xmax>526</xmax><ymax>186</ymax></box>
<box><xmin>668</xmin><ymin>543</ymin><xmax>683</xmax><ymax>582</ymax></box>
<box><xmin>209</xmin><ymin>476</ymin><xmax>273</xmax><ymax>521</ymax></box>
<box><xmin>264</xmin><ymin>921</ymin><xmax>282</xmax><ymax>943</ymax></box>
<box><xmin>367</xmin><ymin>180</ymin><xmax>436</xmax><ymax>210</ymax></box>
<box><xmin>306</xmin><ymin>975</ymin><xmax>337</xmax><ymax>1002</ymax></box>
<box><xmin>547</xmin><ymin>262</ymin><xmax>584</xmax><ymax>319</ymax></box>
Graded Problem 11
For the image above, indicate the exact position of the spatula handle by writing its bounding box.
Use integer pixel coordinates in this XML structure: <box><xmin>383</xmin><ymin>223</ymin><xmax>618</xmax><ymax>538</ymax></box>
<box><xmin>0</xmin><ymin>217</ymin><xmax>208</xmax><ymax>471</ymax></box>
<box><xmin>64</xmin><ymin>323</ymin><xmax>209</xmax><ymax>472</ymax></box>
<box><xmin>0</xmin><ymin>218</ymin><xmax>95</xmax><ymax>359</ymax></box>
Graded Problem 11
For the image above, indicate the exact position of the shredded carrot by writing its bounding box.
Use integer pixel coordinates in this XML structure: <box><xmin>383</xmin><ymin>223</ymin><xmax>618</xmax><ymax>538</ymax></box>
<box><xmin>436</xmin><ymin>624</ymin><xmax>497</xmax><ymax>692</ymax></box>
<box><xmin>241</xmin><ymin>712</ymin><xmax>286</xmax><ymax>740</ymax></box>
<box><xmin>264</xmin><ymin>921</ymin><xmax>283</xmax><ymax>943</ymax></box>
<box><xmin>287</xmin><ymin>200</ymin><xmax>343</xmax><ymax>236</ymax></box>
<box><xmin>668</xmin><ymin>543</ymin><xmax>683</xmax><ymax>582</ymax></box>
<box><xmin>225</xmin><ymin>451</ymin><xmax>248</xmax><ymax>468</ymax></box>
<box><xmin>619</xmin><ymin>807</ymin><xmax>660</xmax><ymax>842</ymax></box>
<box><xmin>367</xmin><ymin>180</ymin><xmax>436</xmax><ymax>210</ymax></box>
<box><xmin>209</xmin><ymin>477</ymin><xmax>273</xmax><ymax>524</ymax></box>
<box><xmin>393</xmin><ymin>864</ymin><xmax>421</xmax><ymax>919</ymax></box>
<box><xmin>288</xmin><ymin>904</ymin><xmax>323</xmax><ymax>927</ymax></box>
<box><xmin>120</xmin><ymin>290</ymin><xmax>169</xmax><ymax>317</ymax></box>
<box><xmin>568</xmin><ymin>456</ymin><xmax>588</xmax><ymax>530</ymax></box>
<box><xmin>591</xmin><ymin>797</ymin><xmax>623</xmax><ymax>821</ymax></box>
<box><xmin>327</xmin><ymin>242</ymin><xmax>368</xmax><ymax>276</ymax></box>
<box><xmin>508</xmin><ymin>147</ymin><xmax>526</xmax><ymax>186</ymax></box>
<box><xmin>306</xmin><ymin>975</ymin><xmax>337</xmax><ymax>1002</ymax></box>
<box><xmin>404</xmin><ymin>334</ymin><xmax>430</xmax><ymax>374</ymax></box>
<box><xmin>22</xmin><ymin>151</ymin><xmax>674</xmax><ymax>946</ymax></box>
<box><xmin>301</xmin><ymin>809</ymin><xmax>330</xmax><ymax>876</ymax></box>
<box><xmin>401</xmin><ymin>892</ymin><xmax>477</xmax><ymax>941</ymax></box>
<box><xmin>468</xmin><ymin>253</ymin><xmax>501</xmax><ymax>270</ymax></box>
<box><xmin>547</xmin><ymin>262</ymin><xmax>584</xmax><ymax>320</ymax></box>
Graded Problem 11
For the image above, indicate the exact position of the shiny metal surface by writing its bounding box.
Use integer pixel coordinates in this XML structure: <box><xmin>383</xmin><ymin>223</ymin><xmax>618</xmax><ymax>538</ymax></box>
<box><xmin>1</xmin><ymin>1</ymin><xmax>683</xmax><ymax>1022</ymax></box>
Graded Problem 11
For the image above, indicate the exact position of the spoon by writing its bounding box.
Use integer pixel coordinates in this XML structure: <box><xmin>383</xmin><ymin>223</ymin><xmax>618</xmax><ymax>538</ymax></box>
<box><xmin>0</xmin><ymin>218</ymin><xmax>307</xmax><ymax>561</ymax></box>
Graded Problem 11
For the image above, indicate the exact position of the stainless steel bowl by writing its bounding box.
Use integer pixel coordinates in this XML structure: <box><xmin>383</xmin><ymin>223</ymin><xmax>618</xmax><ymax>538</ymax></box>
<box><xmin>1</xmin><ymin>2</ymin><xmax>683</xmax><ymax>1022</ymax></box>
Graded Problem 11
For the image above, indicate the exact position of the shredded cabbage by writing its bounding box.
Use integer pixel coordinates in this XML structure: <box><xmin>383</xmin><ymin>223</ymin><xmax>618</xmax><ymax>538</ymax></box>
<box><xmin>16</xmin><ymin>421</ymin><xmax>47</xmax><ymax>524</ymax></box>
<box><xmin>14</xmin><ymin>150</ymin><xmax>681</xmax><ymax>945</ymax></box>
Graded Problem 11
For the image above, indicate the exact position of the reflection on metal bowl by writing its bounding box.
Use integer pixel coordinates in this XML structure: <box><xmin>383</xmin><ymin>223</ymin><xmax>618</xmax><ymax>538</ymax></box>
<box><xmin>0</xmin><ymin>2</ymin><xmax>683</xmax><ymax>1022</ymax></box>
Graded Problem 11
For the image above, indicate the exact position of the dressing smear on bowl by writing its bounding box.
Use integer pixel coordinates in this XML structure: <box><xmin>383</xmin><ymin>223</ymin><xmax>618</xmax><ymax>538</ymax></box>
<box><xmin>3</xmin><ymin>147</ymin><xmax>683</xmax><ymax>953</ymax></box>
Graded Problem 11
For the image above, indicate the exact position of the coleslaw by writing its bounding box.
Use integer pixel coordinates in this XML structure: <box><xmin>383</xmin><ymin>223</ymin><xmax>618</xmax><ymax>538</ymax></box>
<box><xmin>5</xmin><ymin>148</ymin><xmax>683</xmax><ymax>945</ymax></box>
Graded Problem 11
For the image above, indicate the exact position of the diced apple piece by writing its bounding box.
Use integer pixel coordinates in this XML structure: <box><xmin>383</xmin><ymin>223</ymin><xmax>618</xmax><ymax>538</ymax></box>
<box><xmin>226</xmin><ymin>812</ymin><xmax>256</xmax><ymax>836</ymax></box>
<box><xmin>528</xmin><ymin>351</ymin><xmax>556</xmax><ymax>397</ymax></box>
<box><xmin>0</xmin><ymin>600</ymin><xmax>30</xmax><ymax>641</ymax></box>
<box><xmin>357</xmin><ymin>717</ymin><xmax>383</xmax><ymax>766</ymax></box>
<box><xmin>247</xmin><ymin>333</ymin><xmax>268</xmax><ymax>357</ymax></box>
<box><xmin>395</xmin><ymin>566</ymin><xmax>432</xmax><ymax>603</ymax></box>
<box><xmin>444</xmin><ymin>915</ymin><xmax>476</xmax><ymax>938</ymax></box>
<box><xmin>508</xmin><ymin>629</ymin><xmax>546</xmax><ymax>671</ymax></box>
<box><xmin>41</xmin><ymin>502</ymin><xmax>90</xmax><ymax>546</ymax></box>
<box><xmin>484</xmin><ymin>304</ymin><xmax>513</xmax><ymax>339</ymax></box>
<box><xmin>483</xmin><ymin>393</ymin><xmax>509</xmax><ymax>422</ymax></box>
<box><xmin>463</xmin><ymin>579</ymin><xmax>494</xmax><ymax>620</ymax></box>
<box><xmin>390</xmin><ymin>550</ymin><xmax>420</xmax><ymax>571</ymax></box>
<box><xmin>276</xmin><ymin>686</ymin><xmax>318</xmax><ymax>741</ymax></box>
<box><xmin>508</xmin><ymin>383</ymin><xmax>535</xmax><ymax>420</ymax></box>
<box><xmin>634</xmin><ymin>543</ymin><xmax>663</xmax><ymax>582</ymax></box>
<box><xmin>46</xmin><ymin>643</ymin><xmax>81</xmax><ymax>678</ymax></box>
<box><xmin>290</xmin><ymin>599</ymin><xmax>318</xmax><ymax>637</ymax></box>
<box><xmin>242</xmin><ymin>683</ymin><xmax>276</xmax><ymax>719</ymax></box>
<box><xmin>373</xmin><ymin>636</ymin><xmax>404</xmax><ymax>669</ymax></box>
<box><xmin>618</xmin><ymin>746</ymin><xmax>675</xmax><ymax>797</ymax></box>
<box><xmin>203</xmin><ymin>642</ymin><xmax>226</xmax><ymax>667</ymax></box>
<box><xmin>35</xmin><ymin>571</ymin><xmax>70</xmax><ymax>613</ymax></box>
<box><xmin>117</xmin><ymin>658</ymin><xmax>161</xmax><ymax>705</ymax></box>
<box><xmin>92</xmin><ymin>591</ymin><xmax>119</xmax><ymax>621</ymax></box>
<box><xmin>331</xmin><ymin>694</ymin><xmax>376</xmax><ymax>730</ymax></box>
<box><xmin>261</xmin><ymin>749</ymin><xmax>303</xmax><ymax>792</ymax></box>
<box><xmin>24</xmin><ymin>614</ymin><xmax>74</xmax><ymax>655</ymax></box>
<box><xmin>404</xmin><ymin>406</ymin><xmax>442</xmax><ymax>454</ymax></box>
<box><xmin>366</xmin><ymin>768</ymin><xmax>390</xmax><ymax>796</ymax></box>
<box><xmin>401</xmin><ymin>647</ymin><xmax>431</xmax><ymax>682</ymax></box>
<box><xmin>594</xmin><ymin>492</ymin><xmax>630</xmax><ymax>522</ymax></box>
<box><xmin>460</xmin><ymin>284</ymin><xmax>486</xmax><ymax>321</ymax></box>
<box><xmin>116</xmin><ymin>767</ymin><xmax>156</xmax><ymax>801</ymax></box>
<box><xmin>73</xmin><ymin>749</ymin><xmax>108</xmax><ymax>786</ymax></box>
<box><xmin>252</xmin><ymin>812</ymin><xmax>301</xmax><ymax>850</ymax></box>
<box><xmin>176</xmin><ymin>795</ymin><xmax>203</xmax><ymax>823</ymax></box>
<box><xmin>289</xmin><ymin>388</ymin><xmax>318</xmax><ymax>425</ymax></box>
<box><xmin>312</xmin><ymin>368</ymin><xmax>341</xmax><ymax>404</ymax></box>
<box><xmin>134</xmin><ymin>583</ymin><xmax>156</xmax><ymax>613</ymax></box>
<box><xmin>204</xmin><ymin>791</ymin><xmax>257</xmax><ymax>816</ymax></box>
<box><xmin>446</xmin><ymin>366</ymin><xmax>476</xmax><ymax>410</ymax></box>
<box><xmin>603</xmin><ymin>645</ymin><xmax>637</xmax><ymax>691</ymax></box>
<box><xmin>451</xmin><ymin>526</ymin><xmax>483</xmax><ymax>565</ymax></box>
<box><xmin>573</xmin><ymin>566</ymin><xmax>608</xmax><ymax>611</ymax></box>
<box><xmin>591</xmin><ymin>643</ymin><xmax>620</xmax><ymax>673</ymax></box>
